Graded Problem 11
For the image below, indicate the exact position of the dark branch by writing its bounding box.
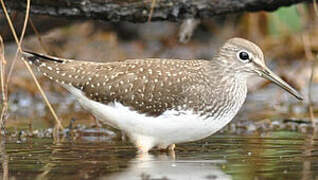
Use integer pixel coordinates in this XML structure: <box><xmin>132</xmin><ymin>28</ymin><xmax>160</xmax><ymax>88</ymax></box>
<box><xmin>1</xmin><ymin>0</ymin><xmax>311</xmax><ymax>23</ymax></box>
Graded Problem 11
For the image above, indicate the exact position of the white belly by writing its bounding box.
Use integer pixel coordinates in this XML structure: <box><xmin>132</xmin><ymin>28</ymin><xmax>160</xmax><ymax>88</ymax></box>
<box><xmin>64</xmin><ymin>85</ymin><xmax>234</xmax><ymax>150</ymax></box>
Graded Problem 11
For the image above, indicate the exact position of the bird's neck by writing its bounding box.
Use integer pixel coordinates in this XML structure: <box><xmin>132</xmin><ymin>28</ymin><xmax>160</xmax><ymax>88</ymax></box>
<box><xmin>203</xmin><ymin>60</ymin><xmax>248</xmax><ymax>121</ymax></box>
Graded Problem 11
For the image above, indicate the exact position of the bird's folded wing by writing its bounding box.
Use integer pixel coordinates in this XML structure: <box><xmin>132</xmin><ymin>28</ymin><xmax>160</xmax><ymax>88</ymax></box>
<box><xmin>21</xmin><ymin>51</ymin><xmax>206</xmax><ymax>116</ymax></box>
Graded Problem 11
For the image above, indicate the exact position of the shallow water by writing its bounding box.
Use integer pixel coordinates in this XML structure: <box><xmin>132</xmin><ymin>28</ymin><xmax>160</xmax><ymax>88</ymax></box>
<box><xmin>1</xmin><ymin>130</ymin><xmax>318</xmax><ymax>180</ymax></box>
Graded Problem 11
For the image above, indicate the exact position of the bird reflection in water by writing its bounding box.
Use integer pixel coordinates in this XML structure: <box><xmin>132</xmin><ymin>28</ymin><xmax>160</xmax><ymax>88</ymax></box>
<box><xmin>103</xmin><ymin>153</ymin><xmax>231</xmax><ymax>180</ymax></box>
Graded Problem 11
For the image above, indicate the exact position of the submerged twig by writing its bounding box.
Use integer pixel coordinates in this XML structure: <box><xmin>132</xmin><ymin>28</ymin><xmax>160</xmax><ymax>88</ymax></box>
<box><xmin>0</xmin><ymin>0</ymin><xmax>64</xmax><ymax>130</ymax></box>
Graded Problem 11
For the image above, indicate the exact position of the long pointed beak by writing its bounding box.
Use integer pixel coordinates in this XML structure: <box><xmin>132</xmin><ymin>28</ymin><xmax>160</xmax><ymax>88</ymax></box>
<box><xmin>258</xmin><ymin>68</ymin><xmax>303</xmax><ymax>101</ymax></box>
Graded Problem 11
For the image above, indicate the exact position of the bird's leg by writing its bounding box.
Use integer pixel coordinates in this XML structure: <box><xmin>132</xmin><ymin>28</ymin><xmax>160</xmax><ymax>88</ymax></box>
<box><xmin>121</xmin><ymin>131</ymin><xmax>127</xmax><ymax>142</ymax></box>
<box><xmin>168</xmin><ymin>144</ymin><xmax>176</xmax><ymax>159</ymax></box>
<box><xmin>133</xmin><ymin>135</ymin><xmax>154</xmax><ymax>154</ymax></box>
<box><xmin>90</xmin><ymin>114</ymin><xmax>101</xmax><ymax>128</ymax></box>
<box><xmin>137</xmin><ymin>146</ymin><xmax>150</xmax><ymax>155</ymax></box>
<box><xmin>168</xmin><ymin>144</ymin><xmax>176</xmax><ymax>151</ymax></box>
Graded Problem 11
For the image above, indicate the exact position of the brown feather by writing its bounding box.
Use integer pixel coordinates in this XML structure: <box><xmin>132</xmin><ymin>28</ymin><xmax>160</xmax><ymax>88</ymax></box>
<box><xmin>21</xmin><ymin>51</ymin><xmax>214</xmax><ymax>116</ymax></box>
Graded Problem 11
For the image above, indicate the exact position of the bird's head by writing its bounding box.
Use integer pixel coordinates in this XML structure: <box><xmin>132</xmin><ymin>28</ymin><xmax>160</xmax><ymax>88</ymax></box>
<box><xmin>217</xmin><ymin>37</ymin><xmax>303</xmax><ymax>101</ymax></box>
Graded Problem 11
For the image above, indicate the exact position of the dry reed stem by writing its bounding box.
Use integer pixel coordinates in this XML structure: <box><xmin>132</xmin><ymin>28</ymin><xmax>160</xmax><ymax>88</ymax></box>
<box><xmin>306</xmin><ymin>2</ymin><xmax>318</xmax><ymax>126</ymax></box>
<box><xmin>148</xmin><ymin>0</ymin><xmax>157</xmax><ymax>22</ymax></box>
<box><xmin>314</xmin><ymin>0</ymin><xmax>318</xmax><ymax>17</ymax></box>
<box><xmin>0</xmin><ymin>34</ymin><xmax>8</xmax><ymax>180</ymax></box>
<box><xmin>302</xmin><ymin>33</ymin><xmax>316</xmax><ymax>126</ymax></box>
<box><xmin>0</xmin><ymin>138</ymin><xmax>8</xmax><ymax>180</ymax></box>
<box><xmin>298</xmin><ymin>3</ymin><xmax>316</xmax><ymax>126</ymax></box>
<box><xmin>312</xmin><ymin>0</ymin><xmax>318</xmax><ymax>131</ymax></box>
<box><xmin>0</xmin><ymin>36</ymin><xmax>7</xmax><ymax>131</ymax></box>
<box><xmin>29</xmin><ymin>18</ymin><xmax>49</xmax><ymax>53</ymax></box>
<box><xmin>0</xmin><ymin>0</ymin><xmax>64</xmax><ymax>130</ymax></box>
<box><xmin>6</xmin><ymin>0</ymin><xmax>31</xmax><ymax>87</ymax></box>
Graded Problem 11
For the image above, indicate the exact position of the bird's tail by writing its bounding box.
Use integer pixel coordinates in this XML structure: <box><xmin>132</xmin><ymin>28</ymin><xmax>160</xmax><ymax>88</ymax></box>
<box><xmin>22</xmin><ymin>51</ymin><xmax>65</xmax><ymax>65</ymax></box>
<box><xmin>20</xmin><ymin>50</ymin><xmax>95</xmax><ymax>89</ymax></box>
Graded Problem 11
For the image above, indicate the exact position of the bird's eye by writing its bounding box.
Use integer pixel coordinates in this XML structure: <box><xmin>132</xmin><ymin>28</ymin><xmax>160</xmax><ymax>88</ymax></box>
<box><xmin>237</xmin><ymin>51</ymin><xmax>251</xmax><ymax>62</ymax></box>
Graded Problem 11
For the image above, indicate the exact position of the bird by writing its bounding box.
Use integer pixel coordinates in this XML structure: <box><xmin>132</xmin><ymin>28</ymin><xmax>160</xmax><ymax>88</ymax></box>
<box><xmin>20</xmin><ymin>37</ymin><xmax>303</xmax><ymax>153</ymax></box>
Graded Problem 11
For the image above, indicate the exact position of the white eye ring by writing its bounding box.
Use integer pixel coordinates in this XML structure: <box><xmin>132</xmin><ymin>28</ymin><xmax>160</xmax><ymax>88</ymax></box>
<box><xmin>237</xmin><ymin>50</ymin><xmax>252</xmax><ymax>63</ymax></box>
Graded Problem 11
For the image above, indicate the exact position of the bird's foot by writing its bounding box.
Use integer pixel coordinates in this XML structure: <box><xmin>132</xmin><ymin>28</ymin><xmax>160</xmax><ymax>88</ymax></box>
<box><xmin>137</xmin><ymin>145</ymin><xmax>150</xmax><ymax>154</ymax></box>
<box><xmin>136</xmin><ymin>146</ymin><xmax>150</xmax><ymax>158</ymax></box>
<box><xmin>157</xmin><ymin>144</ymin><xmax>176</xmax><ymax>159</ymax></box>
<box><xmin>158</xmin><ymin>144</ymin><xmax>176</xmax><ymax>151</ymax></box>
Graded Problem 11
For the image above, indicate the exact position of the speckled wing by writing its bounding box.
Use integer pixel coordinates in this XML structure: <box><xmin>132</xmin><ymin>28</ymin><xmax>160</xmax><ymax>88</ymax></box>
<box><xmin>21</xmin><ymin>51</ymin><xmax>207</xmax><ymax>116</ymax></box>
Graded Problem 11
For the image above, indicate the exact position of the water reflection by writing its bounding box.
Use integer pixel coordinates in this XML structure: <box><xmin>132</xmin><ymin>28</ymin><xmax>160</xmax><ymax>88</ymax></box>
<box><xmin>301</xmin><ymin>128</ymin><xmax>318</xmax><ymax>180</ymax></box>
<box><xmin>0</xmin><ymin>131</ymin><xmax>318</xmax><ymax>179</ymax></box>
<box><xmin>104</xmin><ymin>153</ymin><xmax>230</xmax><ymax>180</ymax></box>
<box><xmin>0</xmin><ymin>136</ymin><xmax>8</xmax><ymax>180</ymax></box>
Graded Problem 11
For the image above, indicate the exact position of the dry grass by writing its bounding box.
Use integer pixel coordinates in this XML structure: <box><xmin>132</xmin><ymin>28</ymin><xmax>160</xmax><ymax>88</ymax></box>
<box><xmin>314</xmin><ymin>0</ymin><xmax>318</xmax><ymax>16</ymax></box>
<box><xmin>29</xmin><ymin>18</ymin><xmax>49</xmax><ymax>53</ymax></box>
<box><xmin>310</xmin><ymin>0</ymin><xmax>318</xmax><ymax>127</ymax></box>
<box><xmin>0</xmin><ymin>0</ymin><xmax>64</xmax><ymax>131</ymax></box>
<box><xmin>302</xmin><ymin>34</ymin><xmax>316</xmax><ymax>125</ymax></box>
<box><xmin>0</xmin><ymin>35</ymin><xmax>7</xmax><ymax>132</ymax></box>
<box><xmin>148</xmin><ymin>0</ymin><xmax>157</xmax><ymax>22</ymax></box>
